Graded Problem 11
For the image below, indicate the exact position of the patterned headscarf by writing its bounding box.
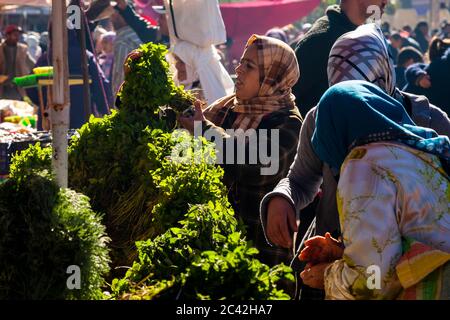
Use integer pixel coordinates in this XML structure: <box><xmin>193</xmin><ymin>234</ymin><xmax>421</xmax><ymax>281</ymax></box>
<box><xmin>204</xmin><ymin>34</ymin><xmax>300</xmax><ymax>130</ymax></box>
<box><xmin>327</xmin><ymin>23</ymin><xmax>397</xmax><ymax>97</ymax></box>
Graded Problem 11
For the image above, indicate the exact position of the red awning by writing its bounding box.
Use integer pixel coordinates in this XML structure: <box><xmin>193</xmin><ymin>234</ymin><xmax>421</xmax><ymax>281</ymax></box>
<box><xmin>220</xmin><ymin>0</ymin><xmax>320</xmax><ymax>62</ymax></box>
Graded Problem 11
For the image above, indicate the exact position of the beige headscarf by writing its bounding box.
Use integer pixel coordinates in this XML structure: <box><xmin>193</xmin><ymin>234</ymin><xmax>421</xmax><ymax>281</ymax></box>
<box><xmin>204</xmin><ymin>34</ymin><xmax>300</xmax><ymax>130</ymax></box>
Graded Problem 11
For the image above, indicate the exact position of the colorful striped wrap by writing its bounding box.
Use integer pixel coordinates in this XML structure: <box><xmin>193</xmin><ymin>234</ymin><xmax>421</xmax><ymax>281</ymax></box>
<box><xmin>396</xmin><ymin>238</ymin><xmax>450</xmax><ymax>300</ymax></box>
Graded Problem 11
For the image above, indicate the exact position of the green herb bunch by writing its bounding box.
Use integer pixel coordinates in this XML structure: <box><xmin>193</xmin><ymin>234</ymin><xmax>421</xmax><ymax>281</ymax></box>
<box><xmin>9</xmin><ymin>142</ymin><xmax>52</xmax><ymax>184</ymax></box>
<box><xmin>0</xmin><ymin>171</ymin><xmax>110</xmax><ymax>299</ymax></box>
<box><xmin>111</xmin><ymin>200</ymin><xmax>293</xmax><ymax>300</ymax></box>
<box><xmin>118</xmin><ymin>42</ymin><xmax>195</xmax><ymax>114</ymax></box>
<box><xmin>67</xmin><ymin>113</ymin><xmax>226</xmax><ymax>267</ymax></box>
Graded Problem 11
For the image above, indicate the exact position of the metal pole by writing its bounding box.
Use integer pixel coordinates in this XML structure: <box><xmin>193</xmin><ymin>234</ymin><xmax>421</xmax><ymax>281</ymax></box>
<box><xmin>76</xmin><ymin>0</ymin><xmax>92</xmax><ymax>122</ymax></box>
<box><xmin>51</xmin><ymin>0</ymin><xmax>70</xmax><ymax>188</ymax></box>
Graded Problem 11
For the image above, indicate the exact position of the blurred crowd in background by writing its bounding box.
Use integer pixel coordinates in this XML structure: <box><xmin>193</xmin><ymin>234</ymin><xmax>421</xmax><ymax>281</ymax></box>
<box><xmin>0</xmin><ymin>0</ymin><xmax>449</xmax><ymax>127</ymax></box>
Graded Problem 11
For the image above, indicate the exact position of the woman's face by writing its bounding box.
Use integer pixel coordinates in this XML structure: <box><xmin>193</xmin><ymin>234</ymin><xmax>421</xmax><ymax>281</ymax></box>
<box><xmin>235</xmin><ymin>44</ymin><xmax>260</xmax><ymax>100</ymax></box>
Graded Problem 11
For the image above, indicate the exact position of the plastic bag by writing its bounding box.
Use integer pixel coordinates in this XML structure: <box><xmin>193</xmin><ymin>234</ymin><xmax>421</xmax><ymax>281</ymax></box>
<box><xmin>164</xmin><ymin>0</ymin><xmax>227</xmax><ymax>48</ymax></box>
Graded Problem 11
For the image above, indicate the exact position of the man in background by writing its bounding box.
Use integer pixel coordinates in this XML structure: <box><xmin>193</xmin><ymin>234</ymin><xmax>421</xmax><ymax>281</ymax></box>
<box><xmin>110</xmin><ymin>4</ymin><xmax>143</xmax><ymax>95</ymax></box>
<box><xmin>111</xmin><ymin>0</ymin><xmax>168</xmax><ymax>94</ymax></box>
<box><xmin>0</xmin><ymin>25</ymin><xmax>35</xmax><ymax>100</ymax></box>
<box><xmin>292</xmin><ymin>0</ymin><xmax>388</xmax><ymax>117</ymax></box>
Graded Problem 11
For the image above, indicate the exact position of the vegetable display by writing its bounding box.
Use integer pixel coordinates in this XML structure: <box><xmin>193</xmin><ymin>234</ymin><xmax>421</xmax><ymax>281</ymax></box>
<box><xmin>112</xmin><ymin>200</ymin><xmax>293</xmax><ymax>300</ymax></box>
<box><xmin>6</xmin><ymin>42</ymin><xmax>293</xmax><ymax>300</ymax></box>
<box><xmin>0</xmin><ymin>171</ymin><xmax>110</xmax><ymax>300</ymax></box>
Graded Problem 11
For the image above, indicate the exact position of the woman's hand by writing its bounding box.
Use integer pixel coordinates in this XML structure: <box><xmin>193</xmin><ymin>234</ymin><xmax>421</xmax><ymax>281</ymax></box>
<box><xmin>177</xmin><ymin>100</ymin><xmax>206</xmax><ymax>134</ymax></box>
<box><xmin>300</xmin><ymin>262</ymin><xmax>331</xmax><ymax>289</ymax></box>
<box><xmin>299</xmin><ymin>232</ymin><xmax>344</xmax><ymax>264</ymax></box>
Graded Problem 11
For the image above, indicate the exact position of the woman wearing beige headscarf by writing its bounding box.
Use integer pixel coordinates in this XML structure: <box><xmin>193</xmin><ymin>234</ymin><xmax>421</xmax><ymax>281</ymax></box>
<box><xmin>178</xmin><ymin>34</ymin><xmax>303</xmax><ymax>270</ymax></box>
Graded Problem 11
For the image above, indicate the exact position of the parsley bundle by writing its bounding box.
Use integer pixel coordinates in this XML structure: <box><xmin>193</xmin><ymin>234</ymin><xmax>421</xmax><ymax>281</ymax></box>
<box><xmin>111</xmin><ymin>201</ymin><xmax>293</xmax><ymax>300</ymax></box>
<box><xmin>0</xmin><ymin>172</ymin><xmax>110</xmax><ymax>299</ymax></box>
<box><xmin>118</xmin><ymin>42</ymin><xmax>195</xmax><ymax>114</ymax></box>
